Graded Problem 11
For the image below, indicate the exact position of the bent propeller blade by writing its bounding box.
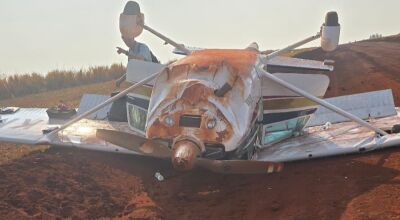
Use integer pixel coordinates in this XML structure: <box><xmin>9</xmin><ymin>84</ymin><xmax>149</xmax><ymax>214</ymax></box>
<box><xmin>96</xmin><ymin>129</ymin><xmax>171</xmax><ymax>158</ymax></box>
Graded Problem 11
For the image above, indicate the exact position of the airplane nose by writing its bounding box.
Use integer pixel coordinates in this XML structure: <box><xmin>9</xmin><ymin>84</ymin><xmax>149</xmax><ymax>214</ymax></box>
<box><xmin>172</xmin><ymin>140</ymin><xmax>201</xmax><ymax>171</ymax></box>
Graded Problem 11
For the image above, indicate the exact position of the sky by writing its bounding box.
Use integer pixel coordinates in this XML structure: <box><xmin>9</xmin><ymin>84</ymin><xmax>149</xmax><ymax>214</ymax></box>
<box><xmin>0</xmin><ymin>0</ymin><xmax>399</xmax><ymax>76</ymax></box>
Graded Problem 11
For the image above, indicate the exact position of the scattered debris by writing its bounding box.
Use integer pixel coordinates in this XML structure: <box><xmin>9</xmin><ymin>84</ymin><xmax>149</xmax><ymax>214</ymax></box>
<box><xmin>323</xmin><ymin>122</ymin><xmax>332</xmax><ymax>130</ymax></box>
<box><xmin>155</xmin><ymin>172</ymin><xmax>164</xmax><ymax>181</ymax></box>
<box><xmin>42</xmin><ymin>126</ymin><xmax>60</xmax><ymax>134</ymax></box>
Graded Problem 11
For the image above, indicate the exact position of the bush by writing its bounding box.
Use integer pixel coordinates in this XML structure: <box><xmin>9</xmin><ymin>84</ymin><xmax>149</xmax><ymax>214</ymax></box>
<box><xmin>369</xmin><ymin>33</ymin><xmax>383</xmax><ymax>39</ymax></box>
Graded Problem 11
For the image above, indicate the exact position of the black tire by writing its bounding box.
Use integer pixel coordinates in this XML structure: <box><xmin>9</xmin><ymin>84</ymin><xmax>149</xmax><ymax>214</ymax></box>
<box><xmin>325</xmin><ymin>11</ymin><xmax>339</xmax><ymax>26</ymax></box>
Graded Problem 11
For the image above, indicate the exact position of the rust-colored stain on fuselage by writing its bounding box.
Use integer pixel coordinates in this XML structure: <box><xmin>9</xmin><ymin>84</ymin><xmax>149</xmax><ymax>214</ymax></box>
<box><xmin>147</xmin><ymin>49</ymin><xmax>258</xmax><ymax>149</ymax></box>
<box><xmin>146</xmin><ymin>82</ymin><xmax>233</xmax><ymax>145</ymax></box>
<box><xmin>173</xmin><ymin>49</ymin><xmax>258</xmax><ymax>75</ymax></box>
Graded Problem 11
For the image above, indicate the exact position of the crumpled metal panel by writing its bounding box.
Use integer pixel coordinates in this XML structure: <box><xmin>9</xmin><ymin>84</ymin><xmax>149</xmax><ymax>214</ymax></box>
<box><xmin>146</xmin><ymin>49</ymin><xmax>261</xmax><ymax>151</ymax></box>
<box><xmin>255</xmin><ymin>110</ymin><xmax>400</xmax><ymax>162</ymax></box>
<box><xmin>0</xmin><ymin>107</ymin><xmax>142</xmax><ymax>154</ymax></box>
<box><xmin>308</xmin><ymin>89</ymin><xmax>397</xmax><ymax>126</ymax></box>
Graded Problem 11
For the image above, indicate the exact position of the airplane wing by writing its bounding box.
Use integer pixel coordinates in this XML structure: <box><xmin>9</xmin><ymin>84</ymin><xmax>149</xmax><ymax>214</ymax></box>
<box><xmin>0</xmin><ymin>94</ymin><xmax>142</xmax><ymax>155</ymax></box>
<box><xmin>0</xmin><ymin>108</ymin><xmax>50</xmax><ymax>145</ymax></box>
<box><xmin>255</xmin><ymin>110</ymin><xmax>400</xmax><ymax>162</ymax></box>
<box><xmin>173</xmin><ymin>47</ymin><xmax>334</xmax><ymax>72</ymax></box>
<box><xmin>266</xmin><ymin>56</ymin><xmax>334</xmax><ymax>71</ymax></box>
<box><xmin>255</xmin><ymin>90</ymin><xmax>400</xmax><ymax>162</ymax></box>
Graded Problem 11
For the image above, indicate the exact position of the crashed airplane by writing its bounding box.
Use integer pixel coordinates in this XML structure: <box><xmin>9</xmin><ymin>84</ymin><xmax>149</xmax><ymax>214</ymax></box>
<box><xmin>1</xmin><ymin>2</ymin><xmax>400</xmax><ymax>174</ymax></box>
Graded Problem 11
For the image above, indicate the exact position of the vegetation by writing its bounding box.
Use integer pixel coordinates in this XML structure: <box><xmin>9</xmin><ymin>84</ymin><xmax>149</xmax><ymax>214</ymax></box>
<box><xmin>0</xmin><ymin>63</ymin><xmax>126</xmax><ymax>100</ymax></box>
<box><xmin>0</xmin><ymin>80</ymin><xmax>120</xmax><ymax>108</ymax></box>
<box><xmin>369</xmin><ymin>33</ymin><xmax>383</xmax><ymax>39</ymax></box>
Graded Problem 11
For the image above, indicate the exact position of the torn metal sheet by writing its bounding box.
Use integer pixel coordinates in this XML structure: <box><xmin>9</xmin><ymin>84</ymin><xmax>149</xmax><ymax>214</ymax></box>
<box><xmin>146</xmin><ymin>49</ymin><xmax>261</xmax><ymax>151</ymax></box>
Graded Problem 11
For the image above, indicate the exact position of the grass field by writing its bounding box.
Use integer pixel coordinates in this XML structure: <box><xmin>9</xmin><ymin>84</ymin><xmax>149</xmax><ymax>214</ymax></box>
<box><xmin>0</xmin><ymin>80</ymin><xmax>117</xmax><ymax>108</ymax></box>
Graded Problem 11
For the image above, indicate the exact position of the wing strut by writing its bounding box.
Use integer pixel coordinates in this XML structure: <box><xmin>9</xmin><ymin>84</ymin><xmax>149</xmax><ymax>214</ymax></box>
<box><xmin>262</xmin><ymin>32</ymin><xmax>321</xmax><ymax>59</ymax></box>
<box><xmin>143</xmin><ymin>25</ymin><xmax>191</xmax><ymax>55</ymax></box>
<box><xmin>257</xmin><ymin>68</ymin><xmax>389</xmax><ymax>136</ymax></box>
<box><xmin>44</xmin><ymin>69</ymin><xmax>164</xmax><ymax>139</ymax></box>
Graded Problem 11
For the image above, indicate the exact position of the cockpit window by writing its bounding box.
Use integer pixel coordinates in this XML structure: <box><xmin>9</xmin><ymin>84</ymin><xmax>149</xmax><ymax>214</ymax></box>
<box><xmin>126</xmin><ymin>94</ymin><xmax>150</xmax><ymax>134</ymax></box>
<box><xmin>263</xmin><ymin>115</ymin><xmax>310</xmax><ymax>145</ymax></box>
<box><xmin>127</xmin><ymin>103</ymin><xmax>147</xmax><ymax>134</ymax></box>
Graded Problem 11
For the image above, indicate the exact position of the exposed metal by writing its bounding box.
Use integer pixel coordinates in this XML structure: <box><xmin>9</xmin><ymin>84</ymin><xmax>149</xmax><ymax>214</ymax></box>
<box><xmin>309</xmin><ymin>89</ymin><xmax>397</xmax><ymax>126</ymax></box>
<box><xmin>1</xmin><ymin>9</ymin><xmax>400</xmax><ymax>175</ymax></box>
<box><xmin>257</xmin><ymin>68</ymin><xmax>389</xmax><ymax>136</ymax></box>
<box><xmin>45</xmin><ymin>68</ymin><xmax>164</xmax><ymax>138</ymax></box>
<box><xmin>256</xmin><ymin>111</ymin><xmax>400</xmax><ymax>162</ymax></box>
<box><xmin>0</xmin><ymin>106</ymin><xmax>399</xmax><ymax>174</ymax></box>
<box><xmin>172</xmin><ymin>140</ymin><xmax>201</xmax><ymax>170</ymax></box>
<box><xmin>146</xmin><ymin>49</ymin><xmax>261</xmax><ymax>152</ymax></box>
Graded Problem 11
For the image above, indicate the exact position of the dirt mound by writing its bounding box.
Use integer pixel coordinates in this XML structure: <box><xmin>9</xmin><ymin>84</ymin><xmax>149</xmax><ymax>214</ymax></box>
<box><xmin>296</xmin><ymin>35</ymin><xmax>400</xmax><ymax>105</ymax></box>
<box><xmin>1</xmin><ymin>37</ymin><xmax>400</xmax><ymax>219</ymax></box>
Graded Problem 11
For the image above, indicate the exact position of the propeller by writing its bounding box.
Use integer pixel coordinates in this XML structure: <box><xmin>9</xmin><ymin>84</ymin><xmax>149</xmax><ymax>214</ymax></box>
<box><xmin>96</xmin><ymin>129</ymin><xmax>284</xmax><ymax>174</ymax></box>
<box><xmin>96</xmin><ymin>129</ymin><xmax>171</xmax><ymax>158</ymax></box>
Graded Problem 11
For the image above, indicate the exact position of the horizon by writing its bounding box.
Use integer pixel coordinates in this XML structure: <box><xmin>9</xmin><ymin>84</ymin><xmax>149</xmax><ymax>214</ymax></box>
<box><xmin>0</xmin><ymin>0</ymin><xmax>399</xmax><ymax>75</ymax></box>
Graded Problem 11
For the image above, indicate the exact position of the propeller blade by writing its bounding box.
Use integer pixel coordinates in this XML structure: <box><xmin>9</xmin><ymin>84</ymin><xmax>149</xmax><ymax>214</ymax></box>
<box><xmin>195</xmin><ymin>158</ymin><xmax>283</xmax><ymax>174</ymax></box>
<box><xmin>96</xmin><ymin>129</ymin><xmax>171</xmax><ymax>158</ymax></box>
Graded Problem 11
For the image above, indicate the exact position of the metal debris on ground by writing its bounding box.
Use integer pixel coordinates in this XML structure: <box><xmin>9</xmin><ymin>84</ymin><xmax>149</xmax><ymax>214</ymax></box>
<box><xmin>155</xmin><ymin>172</ymin><xmax>164</xmax><ymax>181</ymax></box>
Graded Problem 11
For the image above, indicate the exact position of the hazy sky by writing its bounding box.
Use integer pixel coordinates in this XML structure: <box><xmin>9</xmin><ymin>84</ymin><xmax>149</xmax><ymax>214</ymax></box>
<box><xmin>0</xmin><ymin>0</ymin><xmax>399</xmax><ymax>75</ymax></box>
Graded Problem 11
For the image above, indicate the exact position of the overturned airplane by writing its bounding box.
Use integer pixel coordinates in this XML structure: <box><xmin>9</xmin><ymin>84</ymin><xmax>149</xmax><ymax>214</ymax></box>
<box><xmin>1</xmin><ymin>2</ymin><xmax>399</xmax><ymax>174</ymax></box>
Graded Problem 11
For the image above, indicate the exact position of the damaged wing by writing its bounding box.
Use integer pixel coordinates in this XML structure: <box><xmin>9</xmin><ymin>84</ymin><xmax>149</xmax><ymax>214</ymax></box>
<box><xmin>0</xmin><ymin>108</ymin><xmax>50</xmax><ymax>145</ymax></box>
<box><xmin>0</xmin><ymin>107</ymin><xmax>144</xmax><ymax>154</ymax></box>
<box><xmin>266</xmin><ymin>56</ymin><xmax>334</xmax><ymax>71</ymax></box>
<box><xmin>255</xmin><ymin>90</ymin><xmax>400</xmax><ymax>163</ymax></box>
<box><xmin>0</xmin><ymin>94</ymin><xmax>144</xmax><ymax>155</ymax></box>
<box><xmin>255</xmin><ymin>110</ymin><xmax>400</xmax><ymax>162</ymax></box>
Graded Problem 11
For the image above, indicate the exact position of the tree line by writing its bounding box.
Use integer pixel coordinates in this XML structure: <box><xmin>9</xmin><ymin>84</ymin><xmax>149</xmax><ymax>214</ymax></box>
<box><xmin>0</xmin><ymin>63</ymin><xmax>125</xmax><ymax>100</ymax></box>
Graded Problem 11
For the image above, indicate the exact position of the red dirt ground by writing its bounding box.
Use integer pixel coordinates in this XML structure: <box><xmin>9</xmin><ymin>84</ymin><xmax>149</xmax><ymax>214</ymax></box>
<box><xmin>1</xmin><ymin>35</ymin><xmax>400</xmax><ymax>219</ymax></box>
<box><xmin>298</xmin><ymin>34</ymin><xmax>400</xmax><ymax>106</ymax></box>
